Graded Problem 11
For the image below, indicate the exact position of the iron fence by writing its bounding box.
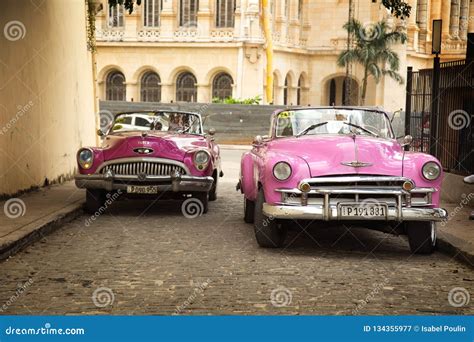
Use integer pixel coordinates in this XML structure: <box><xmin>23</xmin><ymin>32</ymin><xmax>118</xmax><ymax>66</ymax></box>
<box><xmin>405</xmin><ymin>59</ymin><xmax>474</xmax><ymax>175</ymax></box>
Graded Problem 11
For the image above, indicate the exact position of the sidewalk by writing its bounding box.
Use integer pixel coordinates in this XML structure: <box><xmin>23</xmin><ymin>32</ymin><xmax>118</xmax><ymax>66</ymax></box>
<box><xmin>0</xmin><ymin>181</ymin><xmax>84</xmax><ymax>260</ymax></box>
<box><xmin>0</xmin><ymin>181</ymin><xmax>472</xmax><ymax>267</ymax></box>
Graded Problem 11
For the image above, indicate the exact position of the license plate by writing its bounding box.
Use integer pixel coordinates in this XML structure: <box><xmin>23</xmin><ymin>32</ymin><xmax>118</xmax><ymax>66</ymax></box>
<box><xmin>339</xmin><ymin>204</ymin><xmax>387</xmax><ymax>218</ymax></box>
<box><xmin>126</xmin><ymin>185</ymin><xmax>159</xmax><ymax>194</ymax></box>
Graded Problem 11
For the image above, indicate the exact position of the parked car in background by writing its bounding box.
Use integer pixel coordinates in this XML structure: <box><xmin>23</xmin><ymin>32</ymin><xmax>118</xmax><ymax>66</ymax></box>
<box><xmin>238</xmin><ymin>107</ymin><xmax>447</xmax><ymax>254</ymax></box>
<box><xmin>75</xmin><ymin>111</ymin><xmax>222</xmax><ymax>214</ymax></box>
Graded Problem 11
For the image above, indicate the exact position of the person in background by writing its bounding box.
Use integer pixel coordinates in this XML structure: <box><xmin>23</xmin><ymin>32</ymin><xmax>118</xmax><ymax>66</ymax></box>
<box><xmin>464</xmin><ymin>174</ymin><xmax>474</xmax><ymax>220</ymax></box>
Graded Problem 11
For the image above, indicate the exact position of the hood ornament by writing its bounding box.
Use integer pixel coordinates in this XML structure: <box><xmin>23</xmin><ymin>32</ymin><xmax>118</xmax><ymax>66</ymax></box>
<box><xmin>341</xmin><ymin>161</ymin><xmax>373</xmax><ymax>168</ymax></box>
<box><xmin>341</xmin><ymin>132</ymin><xmax>372</xmax><ymax>167</ymax></box>
<box><xmin>133</xmin><ymin>147</ymin><xmax>154</xmax><ymax>155</ymax></box>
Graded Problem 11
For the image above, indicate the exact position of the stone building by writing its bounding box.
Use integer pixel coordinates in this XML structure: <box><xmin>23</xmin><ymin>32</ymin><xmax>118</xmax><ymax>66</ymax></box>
<box><xmin>94</xmin><ymin>0</ymin><xmax>472</xmax><ymax>111</ymax></box>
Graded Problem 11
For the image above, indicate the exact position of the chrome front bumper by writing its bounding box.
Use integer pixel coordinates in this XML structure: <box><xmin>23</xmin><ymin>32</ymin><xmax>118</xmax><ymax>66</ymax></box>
<box><xmin>263</xmin><ymin>203</ymin><xmax>448</xmax><ymax>221</ymax></box>
<box><xmin>266</xmin><ymin>176</ymin><xmax>447</xmax><ymax>222</ymax></box>
<box><xmin>75</xmin><ymin>173</ymin><xmax>214</xmax><ymax>193</ymax></box>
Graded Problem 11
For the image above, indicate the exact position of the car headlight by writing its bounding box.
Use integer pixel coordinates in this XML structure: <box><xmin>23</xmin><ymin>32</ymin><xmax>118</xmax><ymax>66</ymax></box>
<box><xmin>193</xmin><ymin>150</ymin><xmax>210</xmax><ymax>170</ymax></box>
<box><xmin>273</xmin><ymin>162</ymin><xmax>292</xmax><ymax>181</ymax></box>
<box><xmin>422</xmin><ymin>161</ymin><xmax>441</xmax><ymax>180</ymax></box>
<box><xmin>78</xmin><ymin>148</ymin><xmax>94</xmax><ymax>169</ymax></box>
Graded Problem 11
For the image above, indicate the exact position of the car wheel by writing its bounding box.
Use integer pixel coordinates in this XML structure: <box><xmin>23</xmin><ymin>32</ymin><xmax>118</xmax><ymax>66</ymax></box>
<box><xmin>194</xmin><ymin>192</ymin><xmax>209</xmax><ymax>214</ymax></box>
<box><xmin>85</xmin><ymin>189</ymin><xmax>106</xmax><ymax>215</ymax></box>
<box><xmin>254</xmin><ymin>188</ymin><xmax>287</xmax><ymax>248</ymax></box>
<box><xmin>209</xmin><ymin>175</ymin><xmax>217</xmax><ymax>202</ymax></box>
<box><xmin>244</xmin><ymin>197</ymin><xmax>255</xmax><ymax>223</ymax></box>
<box><xmin>406</xmin><ymin>221</ymin><xmax>436</xmax><ymax>254</ymax></box>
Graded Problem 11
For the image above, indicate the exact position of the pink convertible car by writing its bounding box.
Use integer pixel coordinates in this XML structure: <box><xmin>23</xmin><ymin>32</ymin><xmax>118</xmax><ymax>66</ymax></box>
<box><xmin>75</xmin><ymin>111</ymin><xmax>221</xmax><ymax>214</ymax></box>
<box><xmin>238</xmin><ymin>107</ymin><xmax>447</xmax><ymax>254</ymax></box>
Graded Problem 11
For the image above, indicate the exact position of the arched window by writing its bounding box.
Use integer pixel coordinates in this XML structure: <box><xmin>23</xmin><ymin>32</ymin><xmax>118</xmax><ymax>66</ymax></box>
<box><xmin>297</xmin><ymin>76</ymin><xmax>304</xmax><ymax>105</ymax></box>
<box><xmin>106</xmin><ymin>71</ymin><xmax>126</xmax><ymax>101</ymax></box>
<box><xmin>108</xmin><ymin>4</ymin><xmax>124</xmax><ymax>27</ymax></box>
<box><xmin>140</xmin><ymin>72</ymin><xmax>161</xmax><ymax>102</ymax></box>
<box><xmin>212</xmin><ymin>73</ymin><xmax>233</xmax><ymax>100</ymax></box>
<box><xmin>143</xmin><ymin>0</ymin><xmax>162</xmax><ymax>27</ymax></box>
<box><xmin>180</xmin><ymin>0</ymin><xmax>199</xmax><ymax>27</ymax></box>
<box><xmin>283</xmin><ymin>76</ymin><xmax>289</xmax><ymax>105</ymax></box>
<box><xmin>176</xmin><ymin>72</ymin><xmax>197</xmax><ymax>102</ymax></box>
<box><xmin>329</xmin><ymin>79</ymin><xmax>336</xmax><ymax>106</ymax></box>
<box><xmin>216</xmin><ymin>0</ymin><xmax>236</xmax><ymax>28</ymax></box>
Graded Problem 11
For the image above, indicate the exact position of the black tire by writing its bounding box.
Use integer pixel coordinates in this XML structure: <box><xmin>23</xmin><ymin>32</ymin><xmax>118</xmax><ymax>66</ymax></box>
<box><xmin>85</xmin><ymin>189</ymin><xmax>106</xmax><ymax>214</ymax></box>
<box><xmin>195</xmin><ymin>192</ymin><xmax>209</xmax><ymax>214</ymax></box>
<box><xmin>406</xmin><ymin>221</ymin><xmax>436</xmax><ymax>254</ymax></box>
<box><xmin>244</xmin><ymin>197</ymin><xmax>255</xmax><ymax>223</ymax></box>
<box><xmin>209</xmin><ymin>174</ymin><xmax>217</xmax><ymax>202</ymax></box>
<box><xmin>254</xmin><ymin>188</ymin><xmax>287</xmax><ymax>248</ymax></box>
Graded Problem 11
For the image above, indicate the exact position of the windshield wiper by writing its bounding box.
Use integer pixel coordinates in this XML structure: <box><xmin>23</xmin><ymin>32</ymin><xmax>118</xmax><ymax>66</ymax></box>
<box><xmin>296</xmin><ymin>121</ymin><xmax>329</xmax><ymax>137</ymax></box>
<box><xmin>342</xmin><ymin>122</ymin><xmax>379</xmax><ymax>137</ymax></box>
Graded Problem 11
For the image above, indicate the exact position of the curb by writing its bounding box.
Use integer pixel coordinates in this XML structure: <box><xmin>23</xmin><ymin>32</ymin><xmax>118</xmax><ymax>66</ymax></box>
<box><xmin>0</xmin><ymin>204</ymin><xmax>84</xmax><ymax>261</ymax></box>
<box><xmin>437</xmin><ymin>231</ymin><xmax>474</xmax><ymax>268</ymax></box>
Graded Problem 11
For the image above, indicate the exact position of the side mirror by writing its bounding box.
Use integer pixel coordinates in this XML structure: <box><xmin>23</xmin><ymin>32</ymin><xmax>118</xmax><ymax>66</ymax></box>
<box><xmin>253</xmin><ymin>135</ymin><xmax>263</xmax><ymax>146</ymax></box>
<box><xmin>400</xmin><ymin>135</ymin><xmax>413</xmax><ymax>147</ymax></box>
<box><xmin>208</xmin><ymin>128</ymin><xmax>216</xmax><ymax>136</ymax></box>
<box><xmin>97</xmin><ymin>129</ymin><xmax>105</xmax><ymax>137</ymax></box>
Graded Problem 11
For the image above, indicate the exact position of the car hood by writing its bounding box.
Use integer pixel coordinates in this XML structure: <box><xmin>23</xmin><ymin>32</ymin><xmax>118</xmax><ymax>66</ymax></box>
<box><xmin>101</xmin><ymin>131</ymin><xmax>208</xmax><ymax>161</ymax></box>
<box><xmin>266</xmin><ymin>135</ymin><xmax>404</xmax><ymax>177</ymax></box>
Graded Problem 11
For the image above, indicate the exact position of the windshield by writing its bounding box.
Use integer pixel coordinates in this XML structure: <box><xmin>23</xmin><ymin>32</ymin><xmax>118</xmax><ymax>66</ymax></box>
<box><xmin>274</xmin><ymin>109</ymin><xmax>393</xmax><ymax>139</ymax></box>
<box><xmin>109</xmin><ymin>112</ymin><xmax>202</xmax><ymax>134</ymax></box>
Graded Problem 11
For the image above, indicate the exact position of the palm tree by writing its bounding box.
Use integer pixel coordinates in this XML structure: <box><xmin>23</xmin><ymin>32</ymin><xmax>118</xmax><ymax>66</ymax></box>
<box><xmin>337</xmin><ymin>19</ymin><xmax>407</xmax><ymax>105</ymax></box>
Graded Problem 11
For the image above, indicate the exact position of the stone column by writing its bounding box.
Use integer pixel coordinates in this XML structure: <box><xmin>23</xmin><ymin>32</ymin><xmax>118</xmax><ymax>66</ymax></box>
<box><xmin>441</xmin><ymin>0</ymin><xmax>451</xmax><ymax>38</ymax></box>
<box><xmin>197</xmin><ymin>84</ymin><xmax>210</xmax><ymax>103</ymax></box>
<box><xmin>126</xmin><ymin>82</ymin><xmax>138</xmax><ymax>102</ymax></box>
<box><xmin>161</xmin><ymin>83</ymin><xmax>174</xmax><ymax>103</ymax></box>
<box><xmin>459</xmin><ymin>0</ymin><xmax>469</xmax><ymax>40</ymax></box>
<box><xmin>450</xmin><ymin>0</ymin><xmax>460</xmax><ymax>38</ymax></box>
<box><xmin>469</xmin><ymin>0</ymin><xmax>474</xmax><ymax>33</ymax></box>
<box><xmin>198</xmin><ymin>0</ymin><xmax>212</xmax><ymax>37</ymax></box>
<box><xmin>407</xmin><ymin>0</ymin><xmax>419</xmax><ymax>51</ymax></box>
<box><xmin>160</xmin><ymin>0</ymin><xmax>176</xmax><ymax>38</ymax></box>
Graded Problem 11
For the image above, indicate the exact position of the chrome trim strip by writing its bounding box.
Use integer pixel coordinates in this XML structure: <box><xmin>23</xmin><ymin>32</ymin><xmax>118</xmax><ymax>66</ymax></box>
<box><xmin>263</xmin><ymin>203</ymin><xmax>448</xmax><ymax>222</ymax></box>
<box><xmin>96</xmin><ymin>157</ymin><xmax>191</xmax><ymax>175</ymax></box>
<box><xmin>299</xmin><ymin>176</ymin><xmax>411</xmax><ymax>185</ymax></box>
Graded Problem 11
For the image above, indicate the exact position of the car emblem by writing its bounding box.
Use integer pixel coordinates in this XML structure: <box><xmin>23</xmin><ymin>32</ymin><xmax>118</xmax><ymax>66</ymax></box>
<box><xmin>341</xmin><ymin>161</ymin><xmax>373</xmax><ymax>168</ymax></box>
<box><xmin>133</xmin><ymin>147</ymin><xmax>154</xmax><ymax>155</ymax></box>
<box><xmin>137</xmin><ymin>173</ymin><xmax>147</xmax><ymax>181</ymax></box>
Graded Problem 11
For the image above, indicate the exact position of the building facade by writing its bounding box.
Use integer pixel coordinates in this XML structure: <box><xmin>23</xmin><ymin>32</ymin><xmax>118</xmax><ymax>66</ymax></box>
<box><xmin>94</xmin><ymin>0</ymin><xmax>472</xmax><ymax>111</ymax></box>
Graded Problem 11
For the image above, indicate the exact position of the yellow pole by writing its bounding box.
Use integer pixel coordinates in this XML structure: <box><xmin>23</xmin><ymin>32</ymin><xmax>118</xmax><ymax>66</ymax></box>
<box><xmin>261</xmin><ymin>0</ymin><xmax>274</xmax><ymax>104</ymax></box>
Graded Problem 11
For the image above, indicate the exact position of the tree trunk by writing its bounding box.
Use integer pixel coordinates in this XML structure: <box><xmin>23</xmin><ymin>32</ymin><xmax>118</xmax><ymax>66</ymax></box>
<box><xmin>360</xmin><ymin>66</ymin><xmax>369</xmax><ymax>106</ymax></box>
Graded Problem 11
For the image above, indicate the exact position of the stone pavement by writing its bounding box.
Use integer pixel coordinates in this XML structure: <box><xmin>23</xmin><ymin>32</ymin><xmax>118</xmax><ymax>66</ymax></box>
<box><xmin>0</xmin><ymin>182</ymin><xmax>84</xmax><ymax>260</ymax></box>
<box><xmin>0</xmin><ymin>147</ymin><xmax>472</xmax><ymax>315</ymax></box>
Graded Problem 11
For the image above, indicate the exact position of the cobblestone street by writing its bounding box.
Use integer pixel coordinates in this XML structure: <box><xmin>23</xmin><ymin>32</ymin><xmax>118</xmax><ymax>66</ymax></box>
<box><xmin>0</xmin><ymin>150</ymin><xmax>472</xmax><ymax>315</ymax></box>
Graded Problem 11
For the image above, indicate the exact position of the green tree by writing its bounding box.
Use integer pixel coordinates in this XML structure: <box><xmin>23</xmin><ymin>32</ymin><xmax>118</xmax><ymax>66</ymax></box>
<box><xmin>337</xmin><ymin>19</ymin><xmax>407</xmax><ymax>105</ymax></box>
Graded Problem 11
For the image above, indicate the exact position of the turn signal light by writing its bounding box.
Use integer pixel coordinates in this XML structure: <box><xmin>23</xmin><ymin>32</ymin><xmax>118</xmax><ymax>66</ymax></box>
<box><xmin>402</xmin><ymin>181</ymin><xmax>415</xmax><ymax>191</ymax></box>
<box><xmin>299</xmin><ymin>182</ymin><xmax>311</xmax><ymax>193</ymax></box>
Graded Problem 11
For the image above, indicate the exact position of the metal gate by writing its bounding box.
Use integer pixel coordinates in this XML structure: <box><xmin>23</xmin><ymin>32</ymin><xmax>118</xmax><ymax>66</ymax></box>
<box><xmin>405</xmin><ymin>59</ymin><xmax>474</xmax><ymax>175</ymax></box>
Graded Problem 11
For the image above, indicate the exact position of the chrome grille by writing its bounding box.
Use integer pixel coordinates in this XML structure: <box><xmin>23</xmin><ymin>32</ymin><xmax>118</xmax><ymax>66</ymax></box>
<box><xmin>100</xmin><ymin>161</ymin><xmax>186</xmax><ymax>176</ymax></box>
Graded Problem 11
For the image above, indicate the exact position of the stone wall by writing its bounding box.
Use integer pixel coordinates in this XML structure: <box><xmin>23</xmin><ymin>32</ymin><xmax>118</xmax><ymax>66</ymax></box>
<box><xmin>0</xmin><ymin>0</ymin><xmax>96</xmax><ymax>196</ymax></box>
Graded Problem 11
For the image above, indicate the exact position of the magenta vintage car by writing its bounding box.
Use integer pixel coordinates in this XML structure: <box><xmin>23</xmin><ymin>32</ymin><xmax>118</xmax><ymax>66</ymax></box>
<box><xmin>238</xmin><ymin>107</ymin><xmax>448</xmax><ymax>254</ymax></box>
<box><xmin>75</xmin><ymin>111</ymin><xmax>222</xmax><ymax>214</ymax></box>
